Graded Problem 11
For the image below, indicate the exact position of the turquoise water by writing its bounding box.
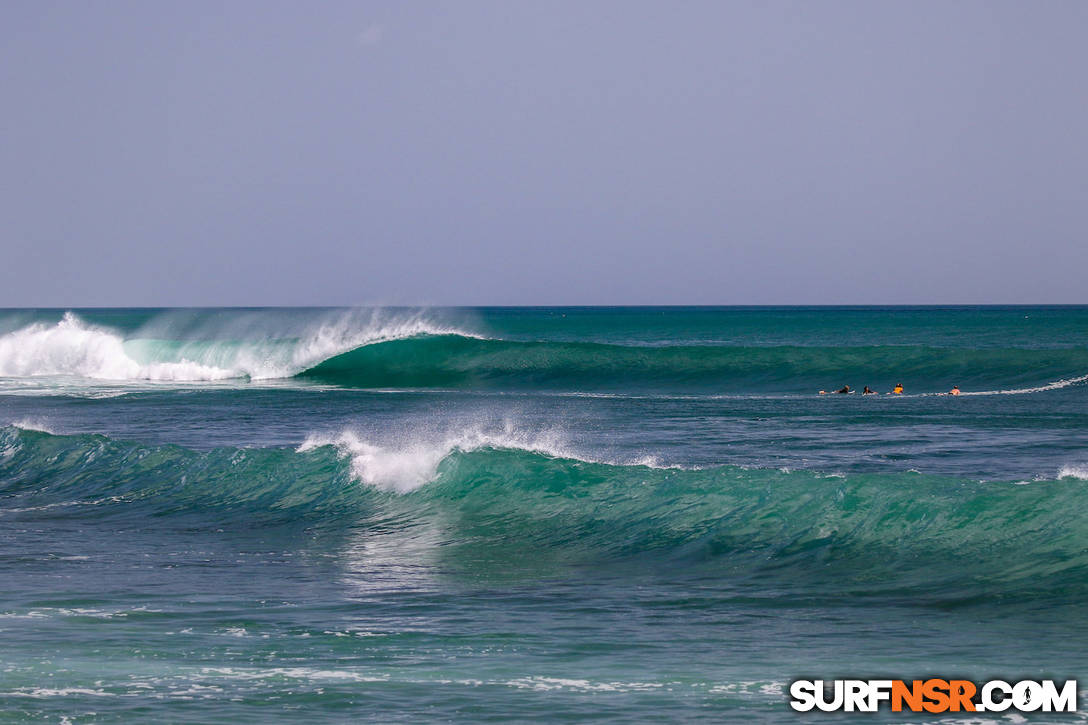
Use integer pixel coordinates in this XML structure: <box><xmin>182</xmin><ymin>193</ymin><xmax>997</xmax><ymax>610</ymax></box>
<box><xmin>1</xmin><ymin>306</ymin><xmax>1087</xmax><ymax>722</ymax></box>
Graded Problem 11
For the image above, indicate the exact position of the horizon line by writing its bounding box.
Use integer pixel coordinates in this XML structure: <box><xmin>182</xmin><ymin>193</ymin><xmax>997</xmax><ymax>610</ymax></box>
<box><xmin>2</xmin><ymin>303</ymin><xmax>1086</xmax><ymax>310</ymax></box>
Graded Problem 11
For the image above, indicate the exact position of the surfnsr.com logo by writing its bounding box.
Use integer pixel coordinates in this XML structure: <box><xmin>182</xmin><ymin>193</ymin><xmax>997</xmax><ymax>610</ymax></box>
<box><xmin>789</xmin><ymin>679</ymin><xmax>1077</xmax><ymax>713</ymax></box>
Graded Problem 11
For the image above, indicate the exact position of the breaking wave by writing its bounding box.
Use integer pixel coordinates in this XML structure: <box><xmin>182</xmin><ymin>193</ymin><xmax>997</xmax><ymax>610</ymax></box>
<box><xmin>0</xmin><ymin>310</ymin><xmax>477</xmax><ymax>383</ymax></box>
<box><xmin>4</xmin><ymin>424</ymin><xmax>1088</xmax><ymax>603</ymax></box>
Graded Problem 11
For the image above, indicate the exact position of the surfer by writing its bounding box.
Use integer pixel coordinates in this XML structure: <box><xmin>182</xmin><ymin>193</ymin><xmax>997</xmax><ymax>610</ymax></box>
<box><xmin>863</xmin><ymin>386</ymin><xmax>877</xmax><ymax>395</ymax></box>
<box><xmin>818</xmin><ymin>385</ymin><xmax>851</xmax><ymax>395</ymax></box>
<box><xmin>891</xmin><ymin>383</ymin><xmax>904</xmax><ymax>395</ymax></box>
<box><xmin>949</xmin><ymin>385</ymin><xmax>960</xmax><ymax>396</ymax></box>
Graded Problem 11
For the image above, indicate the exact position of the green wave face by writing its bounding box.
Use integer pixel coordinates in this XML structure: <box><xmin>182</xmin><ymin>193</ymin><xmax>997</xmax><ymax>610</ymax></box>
<box><xmin>4</xmin><ymin>425</ymin><xmax>1086</xmax><ymax>604</ymax></box>
<box><xmin>299</xmin><ymin>334</ymin><xmax>1088</xmax><ymax>393</ymax></box>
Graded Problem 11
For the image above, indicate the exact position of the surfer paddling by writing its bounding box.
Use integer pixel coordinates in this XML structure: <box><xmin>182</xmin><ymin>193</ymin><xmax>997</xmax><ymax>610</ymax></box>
<box><xmin>818</xmin><ymin>382</ymin><xmax>965</xmax><ymax>396</ymax></box>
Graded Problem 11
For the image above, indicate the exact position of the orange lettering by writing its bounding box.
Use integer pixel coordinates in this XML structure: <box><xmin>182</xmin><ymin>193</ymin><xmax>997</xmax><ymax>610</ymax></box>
<box><xmin>892</xmin><ymin>680</ymin><xmax>924</xmax><ymax>712</ymax></box>
<box><xmin>948</xmin><ymin>680</ymin><xmax>976</xmax><ymax>711</ymax></box>
<box><xmin>922</xmin><ymin>679</ymin><xmax>951</xmax><ymax>713</ymax></box>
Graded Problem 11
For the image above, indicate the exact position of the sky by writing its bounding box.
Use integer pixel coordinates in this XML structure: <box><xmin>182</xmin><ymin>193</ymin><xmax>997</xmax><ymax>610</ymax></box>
<box><xmin>1</xmin><ymin>1</ymin><xmax>1086</xmax><ymax>306</ymax></box>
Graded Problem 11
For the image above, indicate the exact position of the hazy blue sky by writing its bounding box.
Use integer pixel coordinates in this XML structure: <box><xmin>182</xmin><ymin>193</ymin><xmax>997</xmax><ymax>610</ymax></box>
<box><xmin>2</xmin><ymin>1</ymin><xmax>1086</xmax><ymax>305</ymax></box>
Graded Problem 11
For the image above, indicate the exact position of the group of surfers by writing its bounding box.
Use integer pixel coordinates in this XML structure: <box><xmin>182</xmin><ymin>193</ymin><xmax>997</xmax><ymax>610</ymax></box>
<box><xmin>819</xmin><ymin>383</ymin><xmax>962</xmax><ymax>396</ymax></box>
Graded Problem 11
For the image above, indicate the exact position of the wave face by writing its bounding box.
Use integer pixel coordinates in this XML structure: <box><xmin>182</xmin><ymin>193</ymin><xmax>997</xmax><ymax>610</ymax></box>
<box><xmin>2</xmin><ymin>308</ymin><xmax>1087</xmax><ymax>394</ymax></box>
<box><xmin>4</xmin><ymin>424</ymin><xmax>1087</xmax><ymax>603</ymax></box>
<box><xmin>300</xmin><ymin>335</ymin><xmax>1088</xmax><ymax>393</ymax></box>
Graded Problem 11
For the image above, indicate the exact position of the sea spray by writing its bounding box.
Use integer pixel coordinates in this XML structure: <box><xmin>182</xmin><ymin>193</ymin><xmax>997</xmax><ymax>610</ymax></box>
<box><xmin>0</xmin><ymin>309</ymin><xmax>482</xmax><ymax>382</ymax></box>
<box><xmin>0</xmin><ymin>313</ymin><xmax>236</xmax><ymax>381</ymax></box>
<box><xmin>297</xmin><ymin>424</ymin><xmax>668</xmax><ymax>493</ymax></box>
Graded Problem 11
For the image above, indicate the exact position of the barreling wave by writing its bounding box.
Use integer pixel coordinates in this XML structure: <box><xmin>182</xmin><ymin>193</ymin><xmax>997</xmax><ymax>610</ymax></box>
<box><xmin>4</xmin><ymin>424</ymin><xmax>1088</xmax><ymax>603</ymax></box>
<box><xmin>298</xmin><ymin>335</ymin><xmax>1088</xmax><ymax>394</ymax></box>
<box><xmin>0</xmin><ymin>310</ymin><xmax>478</xmax><ymax>383</ymax></box>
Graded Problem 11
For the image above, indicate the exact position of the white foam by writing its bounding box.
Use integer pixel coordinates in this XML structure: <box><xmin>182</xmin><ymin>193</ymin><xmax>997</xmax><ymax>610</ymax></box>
<box><xmin>505</xmin><ymin>676</ymin><xmax>664</xmax><ymax>692</ymax></box>
<box><xmin>0</xmin><ymin>310</ymin><xmax>480</xmax><ymax>384</ymax></box>
<box><xmin>11</xmin><ymin>418</ymin><xmax>56</xmax><ymax>434</ymax></box>
<box><xmin>1059</xmin><ymin>465</ymin><xmax>1088</xmax><ymax>480</ymax></box>
<box><xmin>706</xmin><ymin>680</ymin><xmax>787</xmax><ymax>697</ymax></box>
<box><xmin>960</xmin><ymin>374</ymin><xmax>1088</xmax><ymax>396</ymax></box>
<box><xmin>298</xmin><ymin>423</ymin><xmax>672</xmax><ymax>493</ymax></box>
<box><xmin>0</xmin><ymin>687</ymin><xmax>114</xmax><ymax>698</ymax></box>
<box><xmin>198</xmin><ymin>666</ymin><xmax>389</xmax><ymax>683</ymax></box>
<box><xmin>0</xmin><ymin>313</ymin><xmax>235</xmax><ymax>382</ymax></box>
<box><xmin>298</xmin><ymin>425</ymin><xmax>572</xmax><ymax>493</ymax></box>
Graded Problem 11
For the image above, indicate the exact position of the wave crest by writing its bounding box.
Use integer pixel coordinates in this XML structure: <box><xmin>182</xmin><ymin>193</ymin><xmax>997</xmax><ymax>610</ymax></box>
<box><xmin>0</xmin><ymin>310</ymin><xmax>480</xmax><ymax>383</ymax></box>
<box><xmin>298</xmin><ymin>425</ymin><xmax>666</xmax><ymax>493</ymax></box>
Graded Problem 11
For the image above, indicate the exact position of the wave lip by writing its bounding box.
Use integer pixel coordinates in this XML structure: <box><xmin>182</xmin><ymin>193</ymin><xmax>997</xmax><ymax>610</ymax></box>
<box><xmin>269</xmin><ymin>310</ymin><xmax>485</xmax><ymax>380</ymax></box>
<box><xmin>297</xmin><ymin>425</ymin><xmax>668</xmax><ymax>493</ymax></box>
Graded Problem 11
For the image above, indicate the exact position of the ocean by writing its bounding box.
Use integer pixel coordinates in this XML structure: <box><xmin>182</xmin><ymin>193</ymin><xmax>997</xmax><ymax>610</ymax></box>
<box><xmin>1</xmin><ymin>306</ymin><xmax>1087</xmax><ymax>723</ymax></box>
